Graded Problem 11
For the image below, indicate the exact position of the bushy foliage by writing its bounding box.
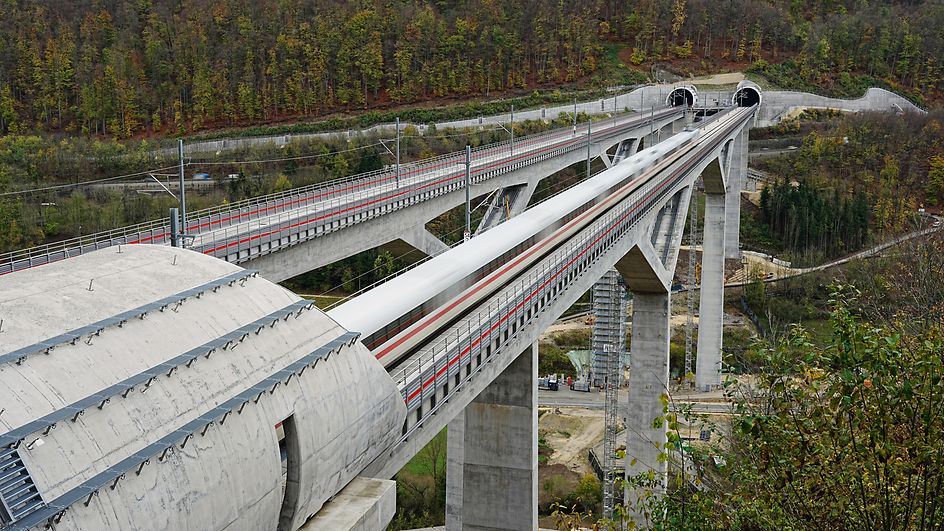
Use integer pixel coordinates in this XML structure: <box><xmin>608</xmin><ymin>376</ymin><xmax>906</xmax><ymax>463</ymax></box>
<box><xmin>588</xmin><ymin>237</ymin><xmax>944</xmax><ymax>530</ymax></box>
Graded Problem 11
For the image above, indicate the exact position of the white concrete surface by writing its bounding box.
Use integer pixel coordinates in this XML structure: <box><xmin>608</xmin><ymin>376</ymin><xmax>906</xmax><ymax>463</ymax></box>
<box><xmin>230</xmin><ymin>111</ymin><xmax>683</xmax><ymax>281</ymax></box>
<box><xmin>299</xmin><ymin>477</ymin><xmax>396</xmax><ymax>531</ymax></box>
<box><xmin>0</xmin><ymin>245</ymin><xmax>405</xmax><ymax>531</ymax></box>
<box><xmin>625</xmin><ymin>292</ymin><xmax>671</xmax><ymax>525</ymax></box>
<box><xmin>724</xmin><ymin>128</ymin><xmax>748</xmax><ymax>258</ymax></box>
<box><xmin>445</xmin><ymin>344</ymin><xmax>538</xmax><ymax>531</ymax></box>
<box><xmin>695</xmin><ymin>194</ymin><xmax>726</xmax><ymax>391</ymax></box>
<box><xmin>756</xmin><ymin>87</ymin><xmax>923</xmax><ymax>126</ymax></box>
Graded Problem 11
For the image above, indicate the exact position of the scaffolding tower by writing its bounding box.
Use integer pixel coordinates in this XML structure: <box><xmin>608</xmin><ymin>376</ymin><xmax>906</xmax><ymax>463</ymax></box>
<box><xmin>685</xmin><ymin>189</ymin><xmax>699</xmax><ymax>386</ymax></box>
<box><xmin>590</xmin><ymin>273</ymin><xmax>627</xmax><ymax>389</ymax></box>
<box><xmin>592</xmin><ymin>270</ymin><xmax>627</xmax><ymax>520</ymax></box>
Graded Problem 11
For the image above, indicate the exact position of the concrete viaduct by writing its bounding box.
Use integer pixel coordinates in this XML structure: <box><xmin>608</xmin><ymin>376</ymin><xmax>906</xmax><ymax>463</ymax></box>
<box><xmin>0</xmin><ymin>101</ymin><xmax>754</xmax><ymax>530</ymax></box>
<box><xmin>0</xmin><ymin>108</ymin><xmax>685</xmax><ymax>281</ymax></box>
<box><xmin>2</xmin><ymin>79</ymin><xmax>921</xmax><ymax>281</ymax></box>
<box><xmin>0</xmin><ymin>82</ymin><xmax>924</xmax><ymax>531</ymax></box>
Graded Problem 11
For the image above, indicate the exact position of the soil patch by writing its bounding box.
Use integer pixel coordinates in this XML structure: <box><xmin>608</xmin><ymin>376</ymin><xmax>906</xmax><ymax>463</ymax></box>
<box><xmin>539</xmin><ymin>407</ymin><xmax>604</xmax><ymax>476</ymax></box>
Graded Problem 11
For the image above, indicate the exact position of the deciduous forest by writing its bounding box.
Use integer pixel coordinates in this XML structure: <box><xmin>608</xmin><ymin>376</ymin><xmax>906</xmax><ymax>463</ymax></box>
<box><xmin>750</xmin><ymin>109</ymin><xmax>944</xmax><ymax>262</ymax></box>
<box><xmin>2</xmin><ymin>3</ymin><xmax>944</xmax><ymax>529</ymax></box>
<box><xmin>0</xmin><ymin>0</ymin><xmax>942</xmax><ymax>139</ymax></box>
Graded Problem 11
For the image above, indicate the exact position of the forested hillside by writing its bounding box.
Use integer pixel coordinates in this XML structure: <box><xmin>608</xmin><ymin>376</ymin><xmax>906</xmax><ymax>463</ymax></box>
<box><xmin>0</xmin><ymin>0</ymin><xmax>942</xmax><ymax>139</ymax></box>
<box><xmin>742</xmin><ymin>109</ymin><xmax>944</xmax><ymax>263</ymax></box>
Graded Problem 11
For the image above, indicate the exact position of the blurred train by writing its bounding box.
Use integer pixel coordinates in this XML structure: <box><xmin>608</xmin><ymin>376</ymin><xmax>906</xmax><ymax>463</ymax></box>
<box><xmin>329</xmin><ymin>108</ymin><xmax>751</xmax><ymax>371</ymax></box>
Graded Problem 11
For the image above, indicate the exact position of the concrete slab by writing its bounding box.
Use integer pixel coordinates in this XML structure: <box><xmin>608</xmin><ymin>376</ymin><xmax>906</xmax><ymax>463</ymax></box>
<box><xmin>300</xmin><ymin>477</ymin><xmax>396</xmax><ymax>531</ymax></box>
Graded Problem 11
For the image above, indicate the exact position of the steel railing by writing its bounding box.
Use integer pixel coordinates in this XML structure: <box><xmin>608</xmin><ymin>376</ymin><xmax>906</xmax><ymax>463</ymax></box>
<box><xmin>390</xmin><ymin>107</ymin><xmax>752</xmax><ymax>427</ymax></box>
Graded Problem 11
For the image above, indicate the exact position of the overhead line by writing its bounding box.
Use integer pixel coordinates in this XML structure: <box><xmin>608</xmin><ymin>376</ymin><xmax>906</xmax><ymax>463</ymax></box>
<box><xmin>191</xmin><ymin>141</ymin><xmax>387</xmax><ymax>165</ymax></box>
<box><xmin>0</xmin><ymin>165</ymin><xmax>181</xmax><ymax>197</ymax></box>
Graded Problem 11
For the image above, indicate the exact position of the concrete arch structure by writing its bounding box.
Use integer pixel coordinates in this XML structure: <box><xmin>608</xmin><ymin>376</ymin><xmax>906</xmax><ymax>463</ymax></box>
<box><xmin>733</xmin><ymin>80</ymin><xmax>763</xmax><ymax>108</ymax></box>
<box><xmin>665</xmin><ymin>85</ymin><xmax>697</xmax><ymax>107</ymax></box>
<box><xmin>0</xmin><ymin>245</ymin><xmax>404</xmax><ymax>531</ymax></box>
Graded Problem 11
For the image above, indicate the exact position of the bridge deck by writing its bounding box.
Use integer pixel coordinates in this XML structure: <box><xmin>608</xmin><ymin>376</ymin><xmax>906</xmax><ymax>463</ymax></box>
<box><xmin>0</xmin><ymin>108</ymin><xmax>681</xmax><ymax>276</ymax></box>
<box><xmin>357</xmin><ymin>107</ymin><xmax>755</xmax><ymax>477</ymax></box>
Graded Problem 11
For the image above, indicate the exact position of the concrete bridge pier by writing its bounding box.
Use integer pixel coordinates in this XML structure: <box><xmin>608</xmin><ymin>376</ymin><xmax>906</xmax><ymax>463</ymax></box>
<box><xmin>614</xmin><ymin>192</ymin><xmax>684</xmax><ymax>526</ymax></box>
<box><xmin>476</xmin><ymin>180</ymin><xmax>538</xmax><ymax>234</ymax></box>
<box><xmin>695</xmin><ymin>143</ymin><xmax>735</xmax><ymax>391</ymax></box>
<box><xmin>400</xmin><ymin>224</ymin><xmax>452</xmax><ymax>257</ymax></box>
<box><xmin>638</xmin><ymin>121</ymin><xmax>675</xmax><ymax>152</ymax></box>
<box><xmin>601</xmin><ymin>138</ymin><xmax>643</xmax><ymax>168</ymax></box>
<box><xmin>724</xmin><ymin>128</ymin><xmax>749</xmax><ymax>258</ymax></box>
<box><xmin>638</xmin><ymin>130</ymin><xmax>659</xmax><ymax>151</ymax></box>
<box><xmin>445</xmin><ymin>343</ymin><xmax>538</xmax><ymax>531</ymax></box>
<box><xmin>623</xmin><ymin>290</ymin><xmax>671</xmax><ymax>523</ymax></box>
<box><xmin>695</xmin><ymin>193</ymin><xmax>725</xmax><ymax>391</ymax></box>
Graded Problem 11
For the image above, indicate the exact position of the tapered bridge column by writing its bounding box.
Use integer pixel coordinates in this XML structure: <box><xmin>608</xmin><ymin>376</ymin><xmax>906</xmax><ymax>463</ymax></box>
<box><xmin>615</xmin><ymin>230</ymin><xmax>676</xmax><ymax>528</ymax></box>
<box><xmin>446</xmin><ymin>343</ymin><xmax>538</xmax><ymax>530</ymax></box>
<box><xmin>724</xmin><ymin>128</ymin><xmax>748</xmax><ymax>258</ymax></box>
<box><xmin>695</xmin><ymin>192</ymin><xmax>726</xmax><ymax>390</ymax></box>
<box><xmin>624</xmin><ymin>291</ymin><xmax>671</xmax><ymax>526</ymax></box>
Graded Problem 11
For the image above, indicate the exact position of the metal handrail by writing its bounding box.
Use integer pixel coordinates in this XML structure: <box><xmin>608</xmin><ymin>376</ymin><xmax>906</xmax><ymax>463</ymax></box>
<box><xmin>187</xmin><ymin>109</ymin><xmax>659</xmax><ymax>261</ymax></box>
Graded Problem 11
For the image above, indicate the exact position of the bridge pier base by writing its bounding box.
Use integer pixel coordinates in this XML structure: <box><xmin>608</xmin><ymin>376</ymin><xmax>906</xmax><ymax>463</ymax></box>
<box><xmin>445</xmin><ymin>343</ymin><xmax>538</xmax><ymax>531</ymax></box>
<box><xmin>695</xmin><ymin>192</ymin><xmax>726</xmax><ymax>391</ymax></box>
<box><xmin>624</xmin><ymin>291</ymin><xmax>671</xmax><ymax>527</ymax></box>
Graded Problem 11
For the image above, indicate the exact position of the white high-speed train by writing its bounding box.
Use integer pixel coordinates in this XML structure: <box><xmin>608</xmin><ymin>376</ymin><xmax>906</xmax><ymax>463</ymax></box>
<box><xmin>329</xmin><ymin>108</ymin><xmax>748</xmax><ymax>369</ymax></box>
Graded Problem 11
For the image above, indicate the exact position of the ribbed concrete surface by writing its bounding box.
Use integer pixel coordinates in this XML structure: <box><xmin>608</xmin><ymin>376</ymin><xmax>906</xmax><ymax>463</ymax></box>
<box><xmin>0</xmin><ymin>245</ymin><xmax>405</xmax><ymax>531</ymax></box>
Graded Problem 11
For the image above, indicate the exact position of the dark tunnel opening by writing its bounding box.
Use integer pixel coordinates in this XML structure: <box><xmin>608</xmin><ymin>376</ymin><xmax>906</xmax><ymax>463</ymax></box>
<box><xmin>733</xmin><ymin>87</ymin><xmax>761</xmax><ymax>107</ymax></box>
<box><xmin>667</xmin><ymin>88</ymin><xmax>695</xmax><ymax>107</ymax></box>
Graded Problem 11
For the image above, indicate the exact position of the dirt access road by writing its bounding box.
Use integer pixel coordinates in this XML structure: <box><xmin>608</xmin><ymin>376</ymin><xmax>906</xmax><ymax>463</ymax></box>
<box><xmin>690</xmin><ymin>72</ymin><xmax>745</xmax><ymax>85</ymax></box>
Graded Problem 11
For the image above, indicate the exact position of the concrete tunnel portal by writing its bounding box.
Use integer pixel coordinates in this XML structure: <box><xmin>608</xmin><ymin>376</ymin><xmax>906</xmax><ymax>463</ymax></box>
<box><xmin>733</xmin><ymin>81</ymin><xmax>763</xmax><ymax>107</ymax></box>
<box><xmin>666</xmin><ymin>86</ymin><xmax>697</xmax><ymax>107</ymax></box>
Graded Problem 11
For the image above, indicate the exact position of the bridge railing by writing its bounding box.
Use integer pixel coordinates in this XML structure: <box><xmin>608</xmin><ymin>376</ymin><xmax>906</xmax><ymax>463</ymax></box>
<box><xmin>389</xmin><ymin>108</ymin><xmax>752</xmax><ymax>427</ymax></box>
<box><xmin>390</xmin><ymin>151</ymin><xmax>676</xmax><ymax>412</ymax></box>
<box><xmin>186</xmin><ymin>128</ymin><xmax>587</xmax><ymax>260</ymax></box>
<box><xmin>0</xmin><ymin>109</ymin><xmax>673</xmax><ymax>275</ymax></box>
<box><xmin>191</xmin><ymin>107</ymin><xmax>679</xmax><ymax>263</ymax></box>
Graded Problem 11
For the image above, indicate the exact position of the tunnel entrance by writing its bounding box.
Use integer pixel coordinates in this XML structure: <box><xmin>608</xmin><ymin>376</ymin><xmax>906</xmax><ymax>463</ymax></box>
<box><xmin>733</xmin><ymin>87</ymin><xmax>761</xmax><ymax>107</ymax></box>
<box><xmin>666</xmin><ymin>87</ymin><xmax>695</xmax><ymax>107</ymax></box>
<box><xmin>277</xmin><ymin>415</ymin><xmax>300</xmax><ymax>531</ymax></box>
